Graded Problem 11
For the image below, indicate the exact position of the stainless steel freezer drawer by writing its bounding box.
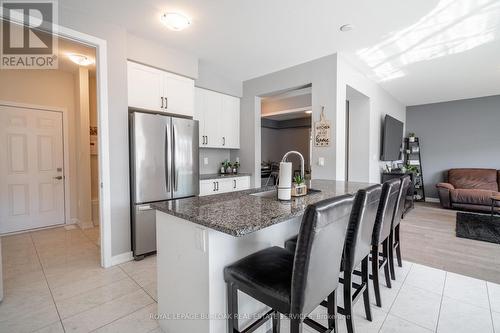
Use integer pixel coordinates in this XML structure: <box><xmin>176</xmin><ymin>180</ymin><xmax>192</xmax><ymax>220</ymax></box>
<box><xmin>132</xmin><ymin>204</ymin><xmax>157</xmax><ymax>257</ymax></box>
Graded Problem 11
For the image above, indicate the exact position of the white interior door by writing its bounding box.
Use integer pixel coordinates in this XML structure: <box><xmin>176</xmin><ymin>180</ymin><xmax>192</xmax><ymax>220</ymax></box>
<box><xmin>0</xmin><ymin>105</ymin><xmax>65</xmax><ymax>234</ymax></box>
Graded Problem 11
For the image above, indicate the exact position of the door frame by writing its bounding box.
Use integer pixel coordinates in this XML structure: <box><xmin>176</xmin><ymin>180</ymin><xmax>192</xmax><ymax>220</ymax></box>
<box><xmin>56</xmin><ymin>26</ymin><xmax>112</xmax><ymax>268</ymax></box>
<box><xmin>2</xmin><ymin>17</ymin><xmax>112</xmax><ymax>267</ymax></box>
<box><xmin>0</xmin><ymin>101</ymin><xmax>70</xmax><ymax>229</ymax></box>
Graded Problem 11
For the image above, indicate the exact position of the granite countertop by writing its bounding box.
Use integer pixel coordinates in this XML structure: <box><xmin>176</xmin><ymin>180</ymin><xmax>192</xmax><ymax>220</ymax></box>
<box><xmin>200</xmin><ymin>173</ymin><xmax>252</xmax><ymax>180</ymax></box>
<box><xmin>151</xmin><ymin>180</ymin><xmax>373</xmax><ymax>237</ymax></box>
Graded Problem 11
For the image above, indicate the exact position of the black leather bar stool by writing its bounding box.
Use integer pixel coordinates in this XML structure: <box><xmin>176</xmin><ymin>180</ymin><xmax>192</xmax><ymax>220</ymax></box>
<box><xmin>285</xmin><ymin>185</ymin><xmax>382</xmax><ymax>333</ymax></box>
<box><xmin>224</xmin><ymin>195</ymin><xmax>354</xmax><ymax>333</ymax></box>
<box><xmin>389</xmin><ymin>175</ymin><xmax>412</xmax><ymax>279</ymax></box>
<box><xmin>370</xmin><ymin>178</ymin><xmax>400</xmax><ymax>307</ymax></box>
<box><xmin>340</xmin><ymin>185</ymin><xmax>381</xmax><ymax>333</ymax></box>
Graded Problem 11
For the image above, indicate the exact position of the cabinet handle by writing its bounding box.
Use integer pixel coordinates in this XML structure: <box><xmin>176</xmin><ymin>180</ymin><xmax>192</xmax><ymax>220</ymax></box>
<box><xmin>204</xmin><ymin>136</ymin><xmax>207</xmax><ymax>145</ymax></box>
<box><xmin>206</xmin><ymin>136</ymin><xmax>208</xmax><ymax>145</ymax></box>
<box><xmin>165</xmin><ymin>97</ymin><xmax>168</xmax><ymax>109</ymax></box>
<box><xmin>233</xmin><ymin>179</ymin><xmax>236</xmax><ymax>189</ymax></box>
<box><xmin>161</xmin><ymin>97</ymin><xmax>164</xmax><ymax>109</ymax></box>
<box><xmin>216</xmin><ymin>181</ymin><xmax>219</xmax><ymax>191</ymax></box>
<box><xmin>213</xmin><ymin>182</ymin><xmax>216</xmax><ymax>191</ymax></box>
<box><xmin>222</xmin><ymin>137</ymin><xmax>225</xmax><ymax>146</ymax></box>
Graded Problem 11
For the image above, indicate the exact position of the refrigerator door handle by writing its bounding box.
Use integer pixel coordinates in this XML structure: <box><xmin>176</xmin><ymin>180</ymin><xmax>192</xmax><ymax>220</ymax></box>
<box><xmin>165</xmin><ymin>124</ymin><xmax>170</xmax><ymax>192</ymax></box>
<box><xmin>172</xmin><ymin>124</ymin><xmax>178</xmax><ymax>191</ymax></box>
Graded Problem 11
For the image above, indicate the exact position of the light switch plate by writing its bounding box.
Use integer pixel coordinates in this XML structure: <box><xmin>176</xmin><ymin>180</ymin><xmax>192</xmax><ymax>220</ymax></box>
<box><xmin>318</xmin><ymin>157</ymin><xmax>325</xmax><ymax>166</ymax></box>
<box><xmin>204</xmin><ymin>157</ymin><xmax>208</xmax><ymax>165</ymax></box>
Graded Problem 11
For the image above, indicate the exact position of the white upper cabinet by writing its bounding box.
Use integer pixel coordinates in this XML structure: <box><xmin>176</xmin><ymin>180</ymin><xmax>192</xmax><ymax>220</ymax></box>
<box><xmin>194</xmin><ymin>87</ymin><xmax>240</xmax><ymax>149</ymax></box>
<box><xmin>127</xmin><ymin>61</ymin><xmax>194</xmax><ymax>117</ymax></box>
<box><xmin>127</xmin><ymin>61</ymin><xmax>164</xmax><ymax>112</ymax></box>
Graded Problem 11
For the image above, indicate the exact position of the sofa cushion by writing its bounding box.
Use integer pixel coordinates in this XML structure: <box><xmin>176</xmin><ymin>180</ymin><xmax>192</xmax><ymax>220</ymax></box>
<box><xmin>450</xmin><ymin>188</ymin><xmax>500</xmax><ymax>206</ymax></box>
<box><xmin>448</xmin><ymin>168</ymin><xmax>498</xmax><ymax>191</ymax></box>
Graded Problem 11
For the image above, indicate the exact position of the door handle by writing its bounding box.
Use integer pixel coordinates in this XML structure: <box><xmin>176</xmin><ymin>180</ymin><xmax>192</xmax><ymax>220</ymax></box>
<box><xmin>172</xmin><ymin>124</ymin><xmax>177</xmax><ymax>191</ymax></box>
<box><xmin>165</xmin><ymin>124</ymin><xmax>170</xmax><ymax>192</ymax></box>
<box><xmin>53</xmin><ymin>176</ymin><xmax>63</xmax><ymax>180</ymax></box>
<box><xmin>161</xmin><ymin>97</ymin><xmax>164</xmax><ymax>109</ymax></box>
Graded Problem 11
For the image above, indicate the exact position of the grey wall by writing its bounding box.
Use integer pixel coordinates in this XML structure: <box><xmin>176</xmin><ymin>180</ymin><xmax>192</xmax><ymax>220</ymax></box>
<box><xmin>236</xmin><ymin>54</ymin><xmax>337</xmax><ymax>187</ymax></box>
<box><xmin>261</xmin><ymin>127</ymin><xmax>311</xmax><ymax>172</ymax></box>
<box><xmin>406</xmin><ymin>95</ymin><xmax>500</xmax><ymax>198</ymax></box>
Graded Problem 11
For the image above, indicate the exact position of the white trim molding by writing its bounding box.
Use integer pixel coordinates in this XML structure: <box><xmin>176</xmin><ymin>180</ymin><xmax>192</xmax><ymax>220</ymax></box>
<box><xmin>110</xmin><ymin>251</ymin><xmax>133</xmax><ymax>266</ymax></box>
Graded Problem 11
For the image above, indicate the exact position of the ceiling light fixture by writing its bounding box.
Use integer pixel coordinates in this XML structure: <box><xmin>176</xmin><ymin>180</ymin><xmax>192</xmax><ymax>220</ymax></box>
<box><xmin>340</xmin><ymin>24</ymin><xmax>354</xmax><ymax>32</ymax></box>
<box><xmin>161</xmin><ymin>12</ymin><xmax>191</xmax><ymax>31</ymax></box>
<box><xmin>67</xmin><ymin>53</ymin><xmax>94</xmax><ymax>66</ymax></box>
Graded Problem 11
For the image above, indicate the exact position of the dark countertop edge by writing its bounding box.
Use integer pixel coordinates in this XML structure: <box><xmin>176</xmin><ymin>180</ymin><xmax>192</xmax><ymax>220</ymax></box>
<box><xmin>154</xmin><ymin>204</ymin><xmax>303</xmax><ymax>237</ymax></box>
<box><xmin>199</xmin><ymin>173</ymin><xmax>252</xmax><ymax>180</ymax></box>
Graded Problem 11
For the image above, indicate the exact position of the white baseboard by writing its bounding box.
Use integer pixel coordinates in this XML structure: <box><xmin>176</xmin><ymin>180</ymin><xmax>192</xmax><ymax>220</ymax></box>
<box><xmin>425</xmin><ymin>197</ymin><xmax>440</xmax><ymax>203</ymax></box>
<box><xmin>110</xmin><ymin>251</ymin><xmax>133</xmax><ymax>266</ymax></box>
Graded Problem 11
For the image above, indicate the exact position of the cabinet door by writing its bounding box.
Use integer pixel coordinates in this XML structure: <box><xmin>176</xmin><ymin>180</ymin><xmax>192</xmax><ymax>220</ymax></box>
<box><xmin>194</xmin><ymin>88</ymin><xmax>206</xmax><ymax>147</ymax></box>
<box><xmin>199</xmin><ymin>180</ymin><xmax>216</xmax><ymax>196</ymax></box>
<box><xmin>217</xmin><ymin>179</ymin><xmax>234</xmax><ymax>193</ymax></box>
<box><xmin>221</xmin><ymin>95</ymin><xmax>240</xmax><ymax>149</ymax></box>
<box><xmin>234</xmin><ymin>176</ymin><xmax>250</xmax><ymax>191</ymax></box>
<box><xmin>203</xmin><ymin>90</ymin><xmax>222</xmax><ymax>148</ymax></box>
<box><xmin>127</xmin><ymin>62</ymin><xmax>163</xmax><ymax>111</ymax></box>
<box><xmin>164</xmin><ymin>73</ymin><xmax>194</xmax><ymax>117</ymax></box>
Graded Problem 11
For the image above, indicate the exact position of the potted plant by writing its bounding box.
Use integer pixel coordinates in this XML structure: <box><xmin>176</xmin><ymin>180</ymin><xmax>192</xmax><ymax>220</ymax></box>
<box><xmin>406</xmin><ymin>165</ymin><xmax>419</xmax><ymax>175</ymax></box>
<box><xmin>408</xmin><ymin>133</ymin><xmax>416</xmax><ymax>142</ymax></box>
<box><xmin>232</xmin><ymin>161</ymin><xmax>240</xmax><ymax>174</ymax></box>
<box><xmin>291</xmin><ymin>174</ymin><xmax>307</xmax><ymax>197</ymax></box>
<box><xmin>224</xmin><ymin>161</ymin><xmax>233</xmax><ymax>174</ymax></box>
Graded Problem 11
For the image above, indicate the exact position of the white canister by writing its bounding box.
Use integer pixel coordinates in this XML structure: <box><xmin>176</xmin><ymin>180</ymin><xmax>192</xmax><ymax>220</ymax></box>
<box><xmin>278</xmin><ymin>162</ymin><xmax>292</xmax><ymax>201</ymax></box>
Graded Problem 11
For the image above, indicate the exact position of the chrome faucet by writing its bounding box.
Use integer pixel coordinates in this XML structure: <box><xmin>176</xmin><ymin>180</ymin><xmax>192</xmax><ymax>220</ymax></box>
<box><xmin>281</xmin><ymin>151</ymin><xmax>305</xmax><ymax>179</ymax></box>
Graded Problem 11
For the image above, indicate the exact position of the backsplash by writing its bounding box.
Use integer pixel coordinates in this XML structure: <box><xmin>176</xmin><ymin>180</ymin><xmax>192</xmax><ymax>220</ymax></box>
<box><xmin>199</xmin><ymin>148</ymin><xmax>230</xmax><ymax>174</ymax></box>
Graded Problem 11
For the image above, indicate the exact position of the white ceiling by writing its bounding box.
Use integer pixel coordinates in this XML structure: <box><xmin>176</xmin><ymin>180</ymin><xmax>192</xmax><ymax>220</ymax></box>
<box><xmin>60</xmin><ymin>0</ymin><xmax>500</xmax><ymax>105</ymax></box>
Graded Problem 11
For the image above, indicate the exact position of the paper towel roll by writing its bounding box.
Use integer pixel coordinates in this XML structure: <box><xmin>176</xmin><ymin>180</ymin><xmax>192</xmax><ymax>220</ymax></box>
<box><xmin>278</xmin><ymin>162</ymin><xmax>292</xmax><ymax>200</ymax></box>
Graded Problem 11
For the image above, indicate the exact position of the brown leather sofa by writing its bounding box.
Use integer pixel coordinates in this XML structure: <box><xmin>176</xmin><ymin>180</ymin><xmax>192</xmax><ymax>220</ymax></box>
<box><xmin>436</xmin><ymin>168</ymin><xmax>500</xmax><ymax>212</ymax></box>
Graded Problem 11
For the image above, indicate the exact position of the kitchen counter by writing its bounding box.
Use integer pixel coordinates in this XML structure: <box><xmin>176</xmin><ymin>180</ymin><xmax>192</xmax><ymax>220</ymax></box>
<box><xmin>199</xmin><ymin>172</ymin><xmax>251</xmax><ymax>180</ymax></box>
<box><xmin>154</xmin><ymin>179</ymin><xmax>374</xmax><ymax>333</ymax></box>
<box><xmin>152</xmin><ymin>179</ymin><xmax>371</xmax><ymax>236</ymax></box>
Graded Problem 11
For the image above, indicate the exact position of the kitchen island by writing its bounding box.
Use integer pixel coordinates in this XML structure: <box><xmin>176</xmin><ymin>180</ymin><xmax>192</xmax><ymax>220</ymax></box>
<box><xmin>152</xmin><ymin>180</ymin><xmax>371</xmax><ymax>333</ymax></box>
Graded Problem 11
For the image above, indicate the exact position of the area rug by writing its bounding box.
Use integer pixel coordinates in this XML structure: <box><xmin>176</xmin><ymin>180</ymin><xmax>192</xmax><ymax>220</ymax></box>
<box><xmin>456</xmin><ymin>212</ymin><xmax>500</xmax><ymax>244</ymax></box>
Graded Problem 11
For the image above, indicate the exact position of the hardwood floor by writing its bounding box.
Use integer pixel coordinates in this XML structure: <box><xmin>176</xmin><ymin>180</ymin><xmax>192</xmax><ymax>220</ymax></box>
<box><xmin>401</xmin><ymin>202</ymin><xmax>500</xmax><ymax>284</ymax></box>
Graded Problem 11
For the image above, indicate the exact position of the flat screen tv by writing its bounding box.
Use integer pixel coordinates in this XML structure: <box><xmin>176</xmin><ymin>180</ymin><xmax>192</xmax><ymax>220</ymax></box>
<box><xmin>381</xmin><ymin>115</ymin><xmax>404</xmax><ymax>161</ymax></box>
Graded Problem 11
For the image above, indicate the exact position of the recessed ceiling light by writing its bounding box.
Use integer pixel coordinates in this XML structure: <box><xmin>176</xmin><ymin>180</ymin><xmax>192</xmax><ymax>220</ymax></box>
<box><xmin>340</xmin><ymin>24</ymin><xmax>354</xmax><ymax>32</ymax></box>
<box><xmin>67</xmin><ymin>53</ymin><xmax>94</xmax><ymax>66</ymax></box>
<box><xmin>161</xmin><ymin>12</ymin><xmax>191</xmax><ymax>31</ymax></box>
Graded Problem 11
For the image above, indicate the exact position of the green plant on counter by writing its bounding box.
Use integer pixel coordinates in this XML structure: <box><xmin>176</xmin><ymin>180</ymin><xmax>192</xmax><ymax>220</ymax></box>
<box><xmin>293</xmin><ymin>174</ymin><xmax>304</xmax><ymax>185</ymax></box>
<box><xmin>223</xmin><ymin>160</ymin><xmax>232</xmax><ymax>168</ymax></box>
<box><xmin>233</xmin><ymin>161</ymin><xmax>240</xmax><ymax>169</ymax></box>
<box><xmin>408</xmin><ymin>132</ymin><xmax>416</xmax><ymax>138</ymax></box>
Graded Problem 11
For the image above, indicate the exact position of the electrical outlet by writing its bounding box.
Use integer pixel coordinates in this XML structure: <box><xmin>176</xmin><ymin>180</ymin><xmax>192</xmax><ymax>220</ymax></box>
<box><xmin>204</xmin><ymin>157</ymin><xmax>208</xmax><ymax>165</ymax></box>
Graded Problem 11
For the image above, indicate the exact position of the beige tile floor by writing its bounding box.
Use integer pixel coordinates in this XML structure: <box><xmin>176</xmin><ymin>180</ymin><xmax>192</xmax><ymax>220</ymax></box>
<box><xmin>1</xmin><ymin>216</ymin><xmax>500</xmax><ymax>333</ymax></box>
<box><xmin>0</xmin><ymin>226</ymin><xmax>158</xmax><ymax>333</ymax></box>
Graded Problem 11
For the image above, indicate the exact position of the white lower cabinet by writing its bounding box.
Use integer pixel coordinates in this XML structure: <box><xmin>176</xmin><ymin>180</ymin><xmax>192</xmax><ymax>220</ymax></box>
<box><xmin>199</xmin><ymin>176</ymin><xmax>250</xmax><ymax>196</ymax></box>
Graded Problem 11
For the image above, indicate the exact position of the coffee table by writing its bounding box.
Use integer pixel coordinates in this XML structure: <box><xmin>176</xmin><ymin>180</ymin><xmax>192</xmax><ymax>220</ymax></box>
<box><xmin>491</xmin><ymin>195</ymin><xmax>500</xmax><ymax>222</ymax></box>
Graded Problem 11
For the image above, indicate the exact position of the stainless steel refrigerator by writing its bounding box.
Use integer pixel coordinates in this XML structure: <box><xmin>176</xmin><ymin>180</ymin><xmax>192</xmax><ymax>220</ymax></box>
<box><xmin>129</xmin><ymin>111</ymin><xmax>199</xmax><ymax>259</ymax></box>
